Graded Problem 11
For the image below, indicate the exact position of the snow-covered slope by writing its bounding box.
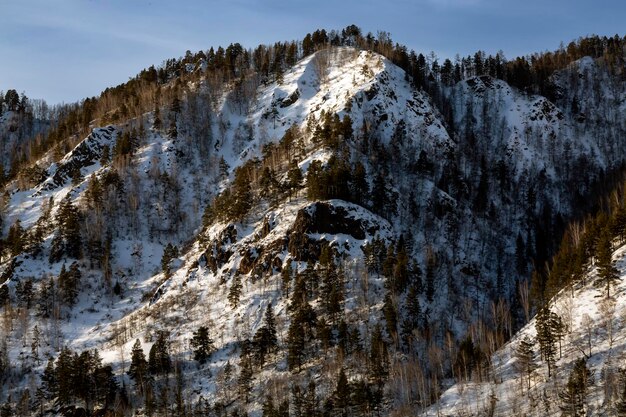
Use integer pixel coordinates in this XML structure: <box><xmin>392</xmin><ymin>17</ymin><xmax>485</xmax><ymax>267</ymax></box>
<box><xmin>213</xmin><ymin>47</ymin><xmax>454</xmax><ymax>172</ymax></box>
<box><xmin>1</xmin><ymin>45</ymin><xmax>626</xmax><ymax>416</ymax></box>
<box><xmin>424</xmin><ymin>243</ymin><xmax>626</xmax><ymax>416</ymax></box>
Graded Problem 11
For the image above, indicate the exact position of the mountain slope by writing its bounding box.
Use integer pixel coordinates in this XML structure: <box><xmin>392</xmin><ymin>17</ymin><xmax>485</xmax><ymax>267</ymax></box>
<box><xmin>425</xmin><ymin>241</ymin><xmax>626</xmax><ymax>416</ymax></box>
<box><xmin>0</xmin><ymin>36</ymin><xmax>625</xmax><ymax>416</ymax></box>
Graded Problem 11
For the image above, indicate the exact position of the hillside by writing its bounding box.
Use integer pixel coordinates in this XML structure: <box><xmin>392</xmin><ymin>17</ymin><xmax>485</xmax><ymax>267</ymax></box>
<box><xmin>425</xmin><ymin>242</ymin><xmax>626</xmax><ymax>416</ymax></box>
<box><xmin>0</xmin><ymin>30</ymin><xmax>625</xmax><ymax>417</ymax></box>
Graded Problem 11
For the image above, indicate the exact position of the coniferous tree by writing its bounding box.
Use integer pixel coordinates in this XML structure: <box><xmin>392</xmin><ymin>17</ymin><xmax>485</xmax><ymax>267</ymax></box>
<box><xmin>287</xmin><ymin>316</ymin><xmax>306</xmax><ymax>372</ymax></box>
<box><xmin>369</xmin><ymin>324</ymin><xmax>389</xmax><ymax>388</ymax></box>
<box><xmin>559</xmin><ymin>358</ymin><xmax>593</xmax><ymax>417</ymax></box>
<box><xmin>286</xmin><ymin>160</ymin><xmax>303</xmax><ymax>199</ymax></box>
<box><xmin>334</xmin><ymin>368</ymin><xmax>351</xmax><ymax>416</ymax></box>
<box><xmin>56</xmin><ymin>194</ymin><xmax>82</xmax><ymax>259</ymax></box>
<box><xmin>6</xmin><ymin>219</ymin><xmax>24</xmax><ymax>255</ymax></box>
<box><xmin>513</xmin><ymin>335</ymin><xmax>537</xmax><ymax>390</ymax></box>
<box><xmin>15</xmin><ymin>279</ymin><xmax>34</xmax><ymax>309</ymax></box>
<box><xmin>237</xmin><ymin>340</ymin><xmax>254</xmax><ymax>403</ymax></box>
<box><xmin>253</xmin><ymin>303</ymin><xmax>278</xmax><ymax>366</ymax></box>
<box><xmin>191</xmin><ymin>326</ymin><xmax>214</xmax><ymax>364</ymax></box>
<box><xmin>228</xmin><ymin>274</ymin><xmax>243</xmax><ymax>308</ymax></box>
<box><xmin>425</xmin><ymin>250</ymin><xmax>436</xmax><ymax>302</ymax></box>
<box><xmin>148</xmin><ymin>331</ymin><xmax>171</xmax><ymax>375</ymax></box>
<box><xmin>58</xmin><ymin>263</ymin><xmax>80</xmax><ymax>307</ymax></box>
<box><xmin>262</xmin><ymin>395</ymin><xmax>276</xmax><ymax>417</ymax></box>
<box><xmin>128</xmin><ymin>339</ymin><xmax>149</xmax><ymax>393</ymax></box>
<box><xmin>41</xmin><ymin>359</ymin><xmax>58</xmax><ymax>400</ymax></box>
<box><xmin>382</xmin><ymin>293</ymin><xmax>398</xmax><ymax>340</ymax></box>
<box><xmin>281</xmin><ymin>262</ymin><xmax>293</xmax><ymax>297</ymax></box>
<box><xmin>161</xmin><ymin>243</ymin><xmax>179</xmax><ymax>277</ymax></box>
<box><xmin>596</xmin><ymin>227</ymin><xmax>620</xmax><ymax>298</ymax></box>
<box><xmin>535</xmin><ymin>307</ymin><xmax>558</xmax><ymax>377</ymax></box>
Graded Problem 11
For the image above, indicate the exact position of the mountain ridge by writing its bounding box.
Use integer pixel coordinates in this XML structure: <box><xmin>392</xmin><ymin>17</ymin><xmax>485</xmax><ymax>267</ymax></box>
<box><xmin>0</xmin><ymin>31</ymin><xmax>625</xmax><ymax>416</ymax></box>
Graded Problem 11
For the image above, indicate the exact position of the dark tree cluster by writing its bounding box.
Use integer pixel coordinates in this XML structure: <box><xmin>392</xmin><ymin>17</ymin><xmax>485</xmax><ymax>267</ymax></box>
<box><xmin>41</xmin><ymin>347</ymin><xmax>118</xmax><ymax>411</ymax></box>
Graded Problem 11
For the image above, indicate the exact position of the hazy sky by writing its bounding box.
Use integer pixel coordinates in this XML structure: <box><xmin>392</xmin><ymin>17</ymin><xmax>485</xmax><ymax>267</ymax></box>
<box><xmin>1</xmin><ymin>0</ymin><xmax>624</xmax><ymax>104</ymax></box>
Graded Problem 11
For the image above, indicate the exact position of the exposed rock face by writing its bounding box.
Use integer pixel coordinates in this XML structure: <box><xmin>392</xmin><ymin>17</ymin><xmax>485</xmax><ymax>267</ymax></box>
<box><xmin>202</xmin><ymin>224</ymin><xmax>237</xmax><ymax>274</ymax></box>
<box><xmin>41</xmin><ymin>126</ymin><xmax>116</xmax><ymax>191</ymax></box>
<box><xmin>287</xmin><ymin>201</ymin><xmax>383</xmax><ymax>261</ymax></box>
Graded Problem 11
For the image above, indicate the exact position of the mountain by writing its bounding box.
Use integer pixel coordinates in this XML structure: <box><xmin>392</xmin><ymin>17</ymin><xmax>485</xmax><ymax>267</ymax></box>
<box><xmin>0</xmin><ymin>28</ymin><xmax>625</xmax><ymax>416</ymax></box>
<box><xmin>425</xmin><ymin>241</ymin><xmax>626</xmax><ymax>416</ymax></box>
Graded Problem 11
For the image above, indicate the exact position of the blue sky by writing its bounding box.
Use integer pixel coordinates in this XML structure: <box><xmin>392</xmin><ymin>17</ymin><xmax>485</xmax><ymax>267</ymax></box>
<box><xmin>1</xmin><ymin>0</ymin><xmax>624</xmax><ymax>104</ymax></box>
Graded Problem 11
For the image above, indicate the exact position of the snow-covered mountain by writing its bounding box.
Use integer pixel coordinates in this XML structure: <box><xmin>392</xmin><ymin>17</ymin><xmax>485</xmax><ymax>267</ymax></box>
<box><xmin>0</xmin><ymin>35</ymin><xmax>625</xmax><ymax>416</ymax></box>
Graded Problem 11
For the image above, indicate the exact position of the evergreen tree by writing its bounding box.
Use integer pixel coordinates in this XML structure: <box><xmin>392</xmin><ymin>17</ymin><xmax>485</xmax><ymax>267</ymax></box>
<box><xmin>15</xmin><ymin>279</ymin><xmax>34</xmax><ymax>309</ymax></box>
<box><xmin>535</xmin><ymin>307</ymin><xmax>558</xmax><ymax>377</ymax></box>
<box><xmin>237</xmin><ymin>340</ymin><xmax>254</xmax><ymax>403</ymax></box>
<box><xmin>128</xmin><ymin>339</ymin><xmax>149</xmax><ymax>393</ymax></box>
<box><xmin>161</xmin><ymin>243</ymin><xmax>179</xmax><ymax>277</ymax></box>
<box><xmin>351</xmin><ymin>162</ymin><xmax>369</xmax><ymax>206</ymax></box>
<box><xmin>56</xmin><ymin>194</ymin><xmax>82</xmax><ymax>259</ymax></box>
<box><xmin>281</xmin><ymin>262</ymin><xmax>293</xmax><ymax>297</ymax></box>
<box><xmin>253</xmin><ymin>303</ymin><xmax>279</xmax><ymax>366</ymax></box>
<box><xmin>262</xmin><ymin>395</ymin><xmax>276</xmax><ymax>417</ymax></box>
<box><xmin>61</xmin><ymin>261</ymin><xmax>81</xmax><ymax>307</ymax></box>
<box><xmin>369</xmin><ymin>324</ymin><xmax>389</xmax><ymax>387</ymax></box>
<box><xmin>382</xmin><ymin>293</ymin><xmax>398</xmax><ymax>339</ymax></box>
<box><xmin>559</xmin><ymin>358</ymin><xmax>593</xmax><ymax>417</ymax></box>
<box><xmin>513</xmin><ymin>335</ymin><xmax>537</xmax><ymax>390</ymax></box>
<box><xmin>6</xmin><ymin>219</ymin><xmax>24</xmax><ymax>255</ymax></box>
<box><xmin>41</xmin><ymin>359</ymin><xmax>58</xmax><ymax>400</ymax></box>
<box><xmin>148</xmin><ymin>331</ymin><xmax>171</xmax><ymax>375</ymax></box>
<box><xmin>287</xmin><ymin>316</ymin><xmax>306</xmax><ymax>372</ymax></box>
<box><xmin>596</xmin><ymin>227</ymin><xmax>620</xmax><ymax>298</ymax></box>
<box><xmin>228</xmin><ymin>274</ymin><xmax>243</xmax><ymax>308</ymax></box>
<box><xmin>191</xmin><ymin>326</ymin><xmax>214</xmax><ymax>364</ymax></box>
<box><xmin>286</xmin><ymin>160</ymin><xmax>303</xmax><ymax>199</ymax></box>
<box><xmin>334</xmin><ymin>368</ymin><xmax>351</xmax><ymax>416</ymax></box>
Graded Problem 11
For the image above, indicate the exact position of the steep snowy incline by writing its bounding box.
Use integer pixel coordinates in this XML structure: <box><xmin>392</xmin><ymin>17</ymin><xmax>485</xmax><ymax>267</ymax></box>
<box><xmin>214</xmin><ymin>47</ymin><xmax>454</xmax><ymax>171</ymax></box>
<box><xmin>424</xmin><ymin>243</ymin><xmax>626</xmax><ymax>417</ymax></box>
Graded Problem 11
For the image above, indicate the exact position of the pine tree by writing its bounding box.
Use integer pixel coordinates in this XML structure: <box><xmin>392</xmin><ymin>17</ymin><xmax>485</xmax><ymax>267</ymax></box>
<box><xmin>153</xmin><ymin>106</ymin><xmax>162</xmax><ymax>130</ymax></box>
<box><xmin>334</xmin><ymin>368</ymin><xmax>351</xmax><ymax>416</ymax></box>
<box><xmin>6</xmin><ymin>219</ymin><xmax>24</xmax><ymax>255</ymax></box>
<box><xmin>237</xmin><ymin>340</ymin><xmax>254</xmax><ymax>403</ymax></box>
<box><xmin>56</xmin><ymin>194</ymin><xmax>82</xmax><ymax>259</ymax></box>
<box><xmin>382</xmin><ymin>293</ymin><xmax>398</xmax><ymax>339</ymax></box>
<box><xmin>228</xmin><ymin>274</ymin><xmax>243</xmax><ymax>308</ymax></box>
<box><xmin>253</xmin><ymin>303</ymin><xmax>278</xmax><ymax>367</ymax></box>
<box><xmin>41</xmin><ymin>359</ymin><xmax>58</xmax><ymax>400</ymax></box>
<box><xmin>287</xmin><ymin>316</ymin><xmax>306</xmax><ymax>372</ymax></box>
<box><xmin>59</xmin><ymin>262</ymin><xmax>81</xmax><ymax>307</ymax></box>
<box><xmin>281</xmin><ymin>262</ymin><xmax>292</xmax><ymax>297</ymax></box>
<box><xmin>513</xmin><ymin>336</ymin><xmax>537</xmax><ymax>390</ymax></box>
<box><xmin>369</xmin><ymin>324</ymin><xmax>389</xmax><ymax>387</ymax></box>
<box><xmin>15</xmin><ymin>279</ymin><xmax>34</xmax><ymax>309</ymax></box>
<box><xmin>286</xmin><ymin>160</ymin><xmax>303</xmax><ymax>199</ymax></box>
<box><xmin>262</xmin><ymin>395</ymin><xmax>276</xmax><ymax>417</ymax></box>
<box><xmin>128</xmin><ymin>339</ymin><xmax>149</xmax><ymax>393</ymax></box>
<box><xmin>535</xmin><ymin>307</ymin><xmax>558</xmax><ymax>377</ymax></box>
<box><xmin>559</xmin><ymin>358</ymin><xmax>593</xmax><ymax>417</ymax></box>
<box><xmin>148</xmin><ymin>331</ymin><xmax>171</xmax><ymax>375</ymax></box>
<box><xmin>596</xmin><ymin>227</ymin><xmax>620</xmax><ymax>298</ymax></box>
<box><xmin>191</xmin><ymin>326</ymin><xmax>214</xmax><ymax>364</ymax></box>
<box><xmin>161</xmin><ymin>243</ymin><xmax>179</xmax><ymax>277</ymax></box>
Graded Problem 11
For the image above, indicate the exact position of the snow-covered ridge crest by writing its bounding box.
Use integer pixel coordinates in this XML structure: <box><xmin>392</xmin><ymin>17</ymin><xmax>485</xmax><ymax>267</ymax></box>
<box><xmin>37</xmin><ymin>125</ymin><xmax>117</xmax><ymax>193</ymax></box>
<box><xmin>215</xmin><ymin>46</ymin><xmax>454</xmax><ymax>170</ymax></box>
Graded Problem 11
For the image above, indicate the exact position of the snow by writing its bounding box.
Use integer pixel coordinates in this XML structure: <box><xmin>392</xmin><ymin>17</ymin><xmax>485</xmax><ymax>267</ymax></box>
<box><xmin>1</xmin><ymin>47</ymin><xmax>625</xmax><ymax>416</ymax></box>
<box><xmin>424</xmin><ymin>243</ymin><xmax>626</xmax><ymax>416</ymax></box>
